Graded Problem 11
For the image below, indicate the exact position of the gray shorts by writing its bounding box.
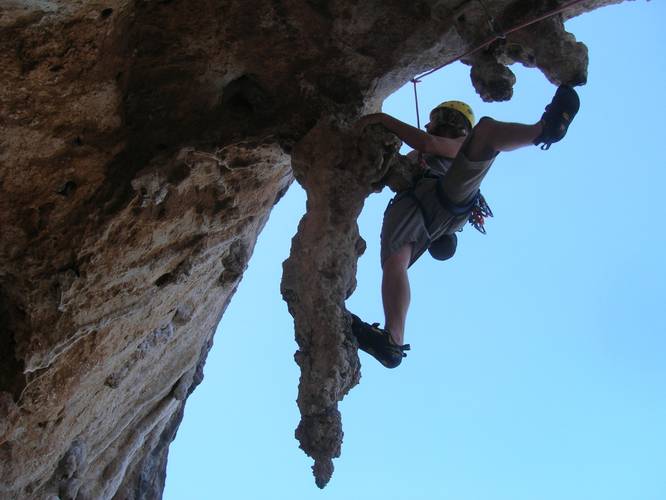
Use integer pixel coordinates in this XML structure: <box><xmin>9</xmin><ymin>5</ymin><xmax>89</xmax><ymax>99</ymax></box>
<box><xmin>380</xmin><ymin>150</ymin><xmax>496</xmax><ymax>267</ymax></box>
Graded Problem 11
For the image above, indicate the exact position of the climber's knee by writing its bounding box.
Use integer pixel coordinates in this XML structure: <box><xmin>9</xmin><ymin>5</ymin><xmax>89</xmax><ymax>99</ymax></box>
<box><xmin>382</xmin><ymin>244</ymin><xmax>412</xmax><ymax>272</ymax></box>
<box><xmin>464</xmin><ymin>116</ymin><xmax>499</xmax><ymax>161</ymax></box>
<box><xmin>473</xmin><ymin>116</ymin><xmax>498</xmax><ymax>137</ymax></box>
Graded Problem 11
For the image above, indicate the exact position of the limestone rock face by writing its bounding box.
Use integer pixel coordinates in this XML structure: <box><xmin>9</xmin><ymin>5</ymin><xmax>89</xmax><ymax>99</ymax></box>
<box><xmin>0</xmin><ymin>0</ymin><xmax>622</xmax><ymax>497</ymax></box>
<box><xmin>281</xmin><ymin>123</ymin><xmax>401</xmax><ymax>487</ymax></box>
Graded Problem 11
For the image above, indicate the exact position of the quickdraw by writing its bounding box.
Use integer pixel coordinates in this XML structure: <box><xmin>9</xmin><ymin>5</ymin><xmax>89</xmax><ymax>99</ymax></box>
<box><xmin>468</xmin><ymin>193</ymin><xmax>493</xmax><ymax>234</ymax></box>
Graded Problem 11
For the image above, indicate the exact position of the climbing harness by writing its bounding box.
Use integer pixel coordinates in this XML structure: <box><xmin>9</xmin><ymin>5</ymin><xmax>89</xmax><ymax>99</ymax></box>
<box><xmin>405</xmin><ymin>172</ymin><xmax>494</xmax><ymax>236</ymax></box>
<box><xmin>435</xmin><ymin>181</ymin><xmax>493</xmax><ymax>235</ymax></box>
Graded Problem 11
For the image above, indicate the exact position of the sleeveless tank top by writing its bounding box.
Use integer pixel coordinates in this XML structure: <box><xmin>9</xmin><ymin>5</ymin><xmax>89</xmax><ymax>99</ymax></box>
<box><xmin>421</xmin><ymin>153</ymin><xmax>454</xmax><ymax>177</ymax></box>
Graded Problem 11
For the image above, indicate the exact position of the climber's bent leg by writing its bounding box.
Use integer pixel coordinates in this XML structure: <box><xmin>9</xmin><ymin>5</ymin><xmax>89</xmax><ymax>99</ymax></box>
<box><xmin>466</xmin><ymin>85</ymin><xmax>580</xmax><ymax>159</ymax></box>
<box><xmin>464</xmin><ymin>117</ymin><xmax>543</xmax><ymax>161</ymax></box>
<box><xmin>465</xmin><ymin>85</ymin><xmax>580</xmax><ymax>160</ymax></box>
<box><xmin>439</xmin><ymin>113</ymin><xmax>548</xmax><ymax>205</ymax></box>
<box><xmin>381</xmin><ymin>243</ymin><xmax>412</xmax><ymax>346</ymax></box>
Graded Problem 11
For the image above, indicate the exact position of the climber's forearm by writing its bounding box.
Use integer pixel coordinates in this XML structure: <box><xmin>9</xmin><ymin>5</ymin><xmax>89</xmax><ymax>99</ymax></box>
<box><xmin>357</xmin><ymin>113</ymin><xmax>461</xmax><ymax>157</ymax></box>
<box><xmin>370</xmin><ymin>113</ymin><xmax>431</xmax><ymax>151</ymax></box>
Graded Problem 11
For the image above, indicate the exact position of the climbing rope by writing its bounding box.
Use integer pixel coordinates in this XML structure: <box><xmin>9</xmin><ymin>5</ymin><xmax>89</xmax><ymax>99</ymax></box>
<box><xmin>411</xmin><ymin>78</ymin><xmax>423</xmax><ymax>130</ymax></box>
<box><xmin>410</xmin><ymin>0</ymin><xmax>590</xmax><ymax>128</ymax></box>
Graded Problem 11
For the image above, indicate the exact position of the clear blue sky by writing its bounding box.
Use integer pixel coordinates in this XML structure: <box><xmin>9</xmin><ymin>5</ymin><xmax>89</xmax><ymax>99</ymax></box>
<box><xmin>165</xmin><ymin>3</ymin><xmax>666</xmax><ymax>499</ymax></box>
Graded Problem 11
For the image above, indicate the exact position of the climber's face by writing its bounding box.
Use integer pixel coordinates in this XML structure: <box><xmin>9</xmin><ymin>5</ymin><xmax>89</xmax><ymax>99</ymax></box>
<box><xmin>426</xmin><ymin>108</ymin><xmax>471</xmax><ymax>138</ymax></box>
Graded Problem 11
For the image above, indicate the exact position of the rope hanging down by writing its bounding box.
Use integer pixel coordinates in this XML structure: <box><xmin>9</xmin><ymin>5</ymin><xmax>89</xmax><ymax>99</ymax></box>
<box><xmin>412</xmin><ymin>78</ymin><xmax>423</xmax><ymax>130</ymax></box>
<box><xmin>410</xmin><ymin>0</ymin><xmax>590</xmax><ymax>128</ymax></box>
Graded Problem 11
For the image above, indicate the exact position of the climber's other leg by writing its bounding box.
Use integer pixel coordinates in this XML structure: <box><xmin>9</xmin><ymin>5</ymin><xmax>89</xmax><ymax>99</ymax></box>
<box><xmin>381</xmin><ymin>243</ymin><xmax>412</xmax><ymax>346</ymax></box>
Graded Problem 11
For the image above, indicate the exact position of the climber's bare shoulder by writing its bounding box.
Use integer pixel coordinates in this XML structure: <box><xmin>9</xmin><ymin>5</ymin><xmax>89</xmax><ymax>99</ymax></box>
<box><xmin>420</xmin><ymin>134</ymin><xmax>465</xmax><ymax>158</ymax></box>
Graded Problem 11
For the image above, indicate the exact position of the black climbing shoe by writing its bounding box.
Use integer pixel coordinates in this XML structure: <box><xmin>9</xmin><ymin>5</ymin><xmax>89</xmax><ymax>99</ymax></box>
<box><xmin>533</xmin><ymin>85</ymin><xmax>580</xmax><ymax>150</ymax></box>
<box><xmin>350</xmin><ymin>313</ymin><xmax>410</xmax><ymax>369</ymax></box>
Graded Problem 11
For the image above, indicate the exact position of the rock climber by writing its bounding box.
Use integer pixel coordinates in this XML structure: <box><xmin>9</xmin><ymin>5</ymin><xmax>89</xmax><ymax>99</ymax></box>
<box><xmin>350</xmin><ymin>85</ymin><xmax>580</xmax><ymax>368</ymax></box>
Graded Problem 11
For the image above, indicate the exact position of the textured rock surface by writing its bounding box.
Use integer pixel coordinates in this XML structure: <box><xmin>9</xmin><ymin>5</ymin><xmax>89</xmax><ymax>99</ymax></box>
<box><xmin>458</xmin><ymin>0</ymin><xmax>594</xmax><ymax>101</ymax></box>
<box><xmin>281</xmin><ymin>123</ymin><xmax>401</xmax><ymax>487</ymax></box>
<box><xmin>0</xmin><ymin>0</ymin><xmax>623</xmax><ymax>497</ymax></box>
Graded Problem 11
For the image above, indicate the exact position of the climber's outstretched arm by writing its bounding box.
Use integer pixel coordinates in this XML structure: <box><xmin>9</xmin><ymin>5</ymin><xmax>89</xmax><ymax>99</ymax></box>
<box><xmin>357</xmin><ymin>112</ymin><xmax>464</xmax><ymax>158</ymax></box>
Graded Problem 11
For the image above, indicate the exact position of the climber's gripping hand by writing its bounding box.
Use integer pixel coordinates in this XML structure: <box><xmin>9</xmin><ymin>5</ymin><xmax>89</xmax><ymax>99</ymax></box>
<box><xmin>354</xmin><ymin>113</ymin><xmax>387</xmax><ymax>135</ymax></box>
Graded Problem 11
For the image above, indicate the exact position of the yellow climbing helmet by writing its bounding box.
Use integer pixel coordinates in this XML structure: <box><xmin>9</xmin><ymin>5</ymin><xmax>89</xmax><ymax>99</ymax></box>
<box><xmin>433</xmin><ymin>100</ymin><xmax>475</xmax><ymax>130</ymax></box>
